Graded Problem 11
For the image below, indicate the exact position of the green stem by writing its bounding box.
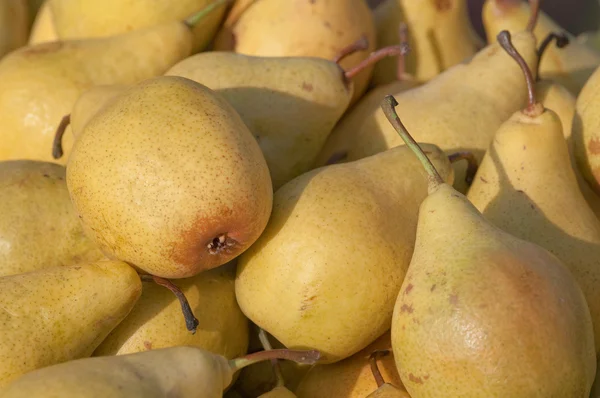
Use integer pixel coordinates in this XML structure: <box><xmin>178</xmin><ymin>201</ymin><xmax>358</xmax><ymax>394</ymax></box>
<box><xmin>229</xmin><ymin>349</ymin><xmax>321</xmax><ymax>373</ymax></box>
<box><xmin>258</xmin><ymin>329</ymin><xmax>286</xmax><ymax>388</ymax></box>
<box><xmin>184</xmin><ymin>0</ymin><xmax>233</xmax><ymax>28</ymax></box>
<box><xmin>380</xmin><ymin>95</ymin><xmax>443</xmax><ymax>193</ymax></box>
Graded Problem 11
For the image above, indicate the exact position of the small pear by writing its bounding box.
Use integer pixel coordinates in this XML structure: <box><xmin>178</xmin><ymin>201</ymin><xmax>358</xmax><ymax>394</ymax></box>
<box><xmin>67</xmin><ymin>76</ymin><xmax>272</xmax><ymax>279</ymax></box>
<box><xmin>213</xmin><ymin>0</ymin><xmax>376</xmax><ymax>105</ymax></box>
<box><xmin>0</xmin><ymin>160</ymin><xmax>103</xmax><ymax>277</ymax></box>
<box><xmin>383</xmin><ymin>95</ymin><xmax>596</xmax><ymax>397</ymax></box>
<box><xmin>235</xmin><ymin>143</ymin><xmax>454</xmax><ymax>363</ymax></box>
<box><xmin>0</xmin><ymin>260</ymin><xmax>142</xmax><ymax>388</ymax></box>
<box><xmin>0</xmin><ymin>347</ymin><xmax>321</xmax><ymax>398</ymax></box>
<box><xmin>94</xmin><ymin>261</ymin><xmax>249</xmax><ymax>360</ymax></box>
<box><xmin>0</xmin><ymin>0</ymin><xmax>29</xmax><ymax>58</ymax></box>
<box><xmin>482</xmin><ymin>0</ymin><xmax>600</xmax><ymax>95</ymax></box>
<box><xmin>28</xmin><ymin>0</ymin><xmax>57</xmax><ymax>44</ymax></box>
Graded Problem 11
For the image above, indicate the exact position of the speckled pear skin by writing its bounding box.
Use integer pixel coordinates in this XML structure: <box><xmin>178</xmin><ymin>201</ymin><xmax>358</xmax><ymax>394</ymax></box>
<box><xmin>392</xmin><ymin>184</ymin><xmax>596</xmax><ymax>397</ymax></box>
<box><xmin>67</xmin><ymin>76</ymin><xmax>273</xmax><ymax>279</ymax></box>
<box><xmin>70</xmin><ymin>84</ymin><xmax>128</xmax><ymax>138</ymax></box>
<box><xmin>0</xmin><ymin>160</ymin><xmax>104</xmax><ymax>277</ymax></box>
<box><xmin>365</xmin><ymin>384</ymin><xmax>410</xmax><ymax>398</ymax></box>
<box><xmin>0</xmin><ymin>260</ymin><xmax>142</xmax><ymax>388</ymax></box>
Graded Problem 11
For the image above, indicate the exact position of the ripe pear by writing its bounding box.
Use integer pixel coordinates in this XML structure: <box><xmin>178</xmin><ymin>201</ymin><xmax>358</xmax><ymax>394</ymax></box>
<box><xmin>94</xmin><ymin>261</ymin><xmax>249</xmax><ymax>360</ymax></box>
<box><xmin>482</xmin><ymin>0</ymin><xmax>600</xmax><ymax>95</ymax></box>
<box><xmin>0</xmin><ymin>260</ymin><xmax>142</xmax><ymax>388</ymax></box>
<box><xmin>213</xmin><ymin>0</ymin><xmax>376</xmax><ymax>105</ymax></box>
<box><xmin>296</xmin><ymin>332</ymin><xmax>406</xmax><ymax>398</ymax></box>
<box><xmin>0</xmin><ymin>5</ymin><xmax>220</xmax><ymax>164</ymax></box>
<box><xmin>372</xmin><ymin>0</ymin><xmax>482</xmax><ymax>85</ymax></box>
<box><xmin>467</xmin><ymin>31</ymin><xmax>600</xmax><ymax>353</ymax></box>
<box><xmin>166</xmin><ymin>52</ymin><xmax>354</xmax><ymax>189</ymax></box>
<box><xmin>28</xmin><ymin>0</ymin><xmax>57</xmax><ymax>45</ymax></box>
<box><xmin>383</xmin><ymin>95</ymin><xmax>596</xmax><ymax>397</ymax></box>
<box><xmin>0</xmin><ymin>0</ymin><xmax>29</xmax><ymax>58</ymax></box>
<box><xmin>49</xmin><ymin>0</ymin><xmax>229</xmax><ymax>52</ymax></box>
<box><xmin>0</xmin><ymin>347</ymin><xmax>321</xmax><ymax>398</ymax></box>
<box><xmin>0</xmin><ymin>160</ymin><xmax>103</xmax><ymax>277</ymax></box>
<box><xmin>67</xmin><ymin>76</ymin><xmax>272</xmax><ymax>279</ymax></box>
<box><xmin>235</xmin><ymin>143</ymin><xmax>454</xmax><ymax>363</ymax></box>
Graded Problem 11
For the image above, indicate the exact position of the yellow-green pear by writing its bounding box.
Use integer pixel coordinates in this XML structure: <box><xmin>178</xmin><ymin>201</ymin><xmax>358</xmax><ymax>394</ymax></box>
<box><xmin>0</xmin><ymin>347</ymin><xmax>321</xmax><ymax>398</ymax></box>
<box><xmin>482</xmin><ymin>0</ymin><xmax>600</xmax><ymax>95</ymax></box>
<box><xmin>0</xmin><ymin>260</ymin><xmax>142</xmax><ymax>388</ymax></box>
<box><xmin>0</xmin><ymin>160</ymin><xmax>103</xmax><ymax>277</ymax></box>
<box><xmin>0</xmin><ymin>0</ymin><xmax>29</xmax><ymax>59</ymax></box>
<box><xmin>0</xmin><ymin>4</ymin><xmax>221</xmax><ymax>164</ymax></box>
<box><xmin>166</xmin><ymin>52</ymin><xmax>354</xmax><ymax>189</ymax></box>
<box><xmin>372</xmin><ymin>0</ymin><xmax>482</xmax><ymax>85</ymax></box>
<box><xmin>383</xmin><ymin>95</ymin><xmax>596</xmax><ymax>397</ymax></box>
<box><xmin>94</xmin><ymin>261</ymin><xmax>249</xmax><ymax>360</ymax></box>
<box><xmin>28</xmin><ymin>0</ymin><xmax>57</xmax><ymax>44</ymax></box>
<box><xmin>49</xmin><ymin>0</ymin><xmax>229</xmax><ymax>52</ymax></box>
<box><xmin>213</xmin><ymin>0</ymin><xmax>376</xmax><ymax>105</ymax></box>
<box><xmin>236</xmin><ymin>143</ymin><xmax>454</xmax><ymax>364</ymax></box>
<box><xmin>67</xmin><ymin>76</ymin><xmax>273</xmax><ymax>279</ymax></box>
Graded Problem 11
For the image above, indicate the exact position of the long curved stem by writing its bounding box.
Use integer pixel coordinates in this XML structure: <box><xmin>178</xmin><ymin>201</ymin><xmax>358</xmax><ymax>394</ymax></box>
<box><xmin>334</xmin><ymin>35</ymin><xmax>369</xmax><ymax>64</ymax></box>
<box><xmin>229</xmin><ymin>349</ymin><xmax>320</xmax><ymax>373</ymax></box>
<box><xmin>536</xmin><ymin>32</ymin><xmax>569</xmax><ymax>80</ymax></box>
<box><xmin>448</xmin><ymin>152</ymin><xmax>479</xmax><ymax>185</ymax></box>
<box><xmin>52</xmin><ymin>114</ymin><xmax>70</xmax><ymax>159</ymax></box>
<box><xmin>369</xmin><ymin>350</ymin><xmax>390</xmax><ymax>388</ymax></box>
<box><xmin>344</xmin><ymin>45</ymin><xmax>409</xmax><ymax>80</ymax></box>
<box><xmin>397</xmin><ymin>23</ymin><xmax>410</xmax><ymax>81</ymax></box>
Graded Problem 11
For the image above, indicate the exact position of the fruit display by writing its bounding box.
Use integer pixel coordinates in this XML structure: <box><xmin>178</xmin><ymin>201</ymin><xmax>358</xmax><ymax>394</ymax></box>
<box><xmin>2</xmin><ymin>0</ymin><xmax>600</xmax><ymax>397</ymax></box>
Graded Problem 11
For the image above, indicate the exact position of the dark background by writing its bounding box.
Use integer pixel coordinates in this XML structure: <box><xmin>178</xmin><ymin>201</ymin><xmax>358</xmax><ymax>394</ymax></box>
<box><xmin>367</xmin><ymin>0</ymin><xmax>600</xmax><ymax>39</ymax></box>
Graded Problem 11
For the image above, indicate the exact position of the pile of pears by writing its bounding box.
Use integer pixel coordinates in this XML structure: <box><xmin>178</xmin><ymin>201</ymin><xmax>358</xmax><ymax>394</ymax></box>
<box><xmin>4</xmin><ymin>0</ymin><xmax>600</xmax><ymax>397</ymax></box>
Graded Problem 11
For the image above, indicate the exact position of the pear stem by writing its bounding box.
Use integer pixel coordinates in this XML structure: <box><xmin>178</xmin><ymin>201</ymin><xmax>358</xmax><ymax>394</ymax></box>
<box><xmin>184</xmin><ymin>0</ymin><xmax>233</xmax><ymax>28</ymax></box>
<box><xmin>381</xmin><ymin>95</ymin><xmax>444</xmax><ymax>193</ymax></box>
<box><xmin>536</xmin><ymin>32</ymin><xmax>569</xmax><ymax>80</ymax></box>
<box><xmin>140</xmin><ymin>275</ymin><xmax>199</xmax><ymax>334</ymax></box>
<box><xmin>369</xmin><ymin>350</ymin><xmax>390</xmax><ymax>388</ymax></box>
<box><xmin>497</xmin><ymin>30</ymin><xmax>542</xmax><ymax>117</ymax></box>
<box><xmin>526</xmin><ymin>0</ymin><xmax>540</xmax><ymax>32</ymax></box>
<box><xmin>333</xmin><ymin>35</ymin><xmax>369</xmax><ymax>64</ymax></box>
<box><xmin>397</xmin><ymin>23</ymin><xmax>409</xmax><ymax>81</ymax></box>
<box><xmin>52</xmin><ymin>114</ymin><xmax>70</xmax><ymax>159</ymax></box>
<box><xmin>448</xmin><ymin>152</ymin><xmax>479</xmax><ymax>185</ymax></box>
<box><xmin>228</xmin><ymin>349</ymin><xmax>321</xmax><ymax>373</ymax></box>
<box><xmin>344</xmin><ymin>44</ymin><xmax>410</xmax><ymax>81</ymax></box>
<box><xmin>258</xmin><ymin>329</ymin><xmax>286</xmax><ymax>388</ymax></box>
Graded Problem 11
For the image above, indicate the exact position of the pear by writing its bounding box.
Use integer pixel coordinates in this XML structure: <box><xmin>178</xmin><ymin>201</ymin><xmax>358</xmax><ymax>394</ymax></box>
<box><xmin>213</xmin><ymin>0</ymin><xmax>376</xmax><ymax>105</ymax></box>
<box><xmin>235</xmin><ymin>143</ymin><xmax>454</xmax><ymax>364</ymax></box>
<box><xmin>94</xmin><ymin>261</ymin><xmax>249</xmax><ymax>360</ymax></box>
<box><xmin>67</xmin><ymin>76</ymin><xmax>272</xmax><ymax>279</ymax></box>
<box><xmin>0</xmin><ymin>3</ymin><xmax>223</xmax><ymax>164</ymax></box>
<box><xmin>372</xmin><ymin>0</ymin><xmax>482</xmax><ymax>85</ymax></box>
<box><xmin>0</xmin><ymin>0</ymin><xmax>29</xmax><ymax>58</ymax></box>
<box><xmin>49</xmin><ymin>0</ymin><xmax>229</xmax><ymax>52</ymax></box>
<box><xmin>0</xmin><ymin>160</ymin><xmax>103</xmax><ymax>277</ymax></box>
<box><xmin>482</xmin><ymin>0</ymin><xmax>600</xmax><ymax>95</ymax></box>
<box><xmin>383</xmin><ymin>94</ymin><xmax>596</xmax><ymax>396</ymax></box>
<box><xmin>28</xmin><ymin>0</ymin><xmax>57</xmax><ymax>45</ymax></box>
<box><xmin>0</xmin><ymin>347</ymin><xmax>321</xmax><ymax>398</ymax></box>
<box><xmin>0</xmin><ymin>260</ymin><xmax>142</xmax><ymax>388</ymax></box>
<box><xmin>296</xmin><ymin>332</ymin><xmax>406</xmax><ymax>398</ymax></box>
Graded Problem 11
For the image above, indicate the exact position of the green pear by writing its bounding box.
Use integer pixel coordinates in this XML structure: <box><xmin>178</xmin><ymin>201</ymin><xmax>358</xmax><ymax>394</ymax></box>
<box><xmin>28</xmin><ymin>0</ymin><xmax>57</xmax><ymax>44</ymax></box>
<box><xmin>383</xmin><ymin>95</ymin><xmax>596</xmax><ymax>397</ymax></box>
<box><xmin>0</xmin><ymin>3</ymin><xmax>223</xmax><ymax>164</ymax></box>
<box><xmin>0</xmin><ymin>260</ymin><xmax>142</xmax><ymax>388</ymax></box>
<box><xmin>235</xmin><ymin>143</ymin><xmax>454</xmax><ymax>364</ymax></box>
<box><xmin>94</xmin><ymin>261</ymin><xmax>249</xmax><ymax>360</ymax></box>
<box><xmin>0</xmin><ymin>160</ymin><xmax>103</xmax><ymax>277</ymax></box>
<box><xmin>0</xmin><ymin>0</ymin><xmax>29</xmax><ymax>58</ymax></box>
<box><xmin>0</xmin><ymin>347</ymin><xmax>321</xmax><ymax>398</ymax></box>
<box><xmin>67</xmin><ymin>76</ymin><xmax>273</xmax><ymax>279</ymax></box>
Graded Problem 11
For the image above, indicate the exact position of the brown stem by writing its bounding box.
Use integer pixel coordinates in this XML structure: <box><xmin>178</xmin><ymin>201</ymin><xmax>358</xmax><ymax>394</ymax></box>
<box><xmin>497</xmin><ymin>30</ymin><xmax>542</xmax><ymax>117</ymax></box>
<box><xmin>229</xmin><ymin>349</ymin><xmax>321</xmax><ymax>373</ymax></box>
<box><xmin>397</xmin><ymin>23</ymin><xmax>410</xmax><ymax>81</ymax></box>
<box><xmin>258</xmin><ymin>328</ymin><xmax>286</xmax><ymax>388</ymax></box>
<box><xmin>334</xmin><ymin>35</ymin><xmax>369</xmax><ymax>64</ymax></box>
<box><xmin>369</xmin><ymin>350</ymin><xmax>390</xmax><ymax>388</ymax></box>
<box><xmin>52</xmin><ymin>114</ymin><xmax>70</xmax><ymax>159</ymax></box>
<box><xmin>526</xmin><ymin>0</ymin><xmax>540</xmax><ymax>32</ymax></box>
<box><xmin>344</xmin><ymin>44</ymin><xmax>410</xmax><ymax>81</ymax></box>
<box><xmin>448</xmin><ymin>152</ymin><xmax>479</xmax><ymax>185</ymax></box>
<box><xmin>141</xmin><ymin>275</ymin><xmax>199</xmax><ymax>334</ymax></box>
<box><xmin>536</xmin><ymin>32</ymin><xmax>569</xmax><ymax>80</ymax></box>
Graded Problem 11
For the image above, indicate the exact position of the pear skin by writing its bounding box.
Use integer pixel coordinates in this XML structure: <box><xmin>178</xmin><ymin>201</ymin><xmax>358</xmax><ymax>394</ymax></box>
<box><xmin>67</xmin><ymin>76</ymin><xmax>273</xmax><ymax>279</ymax></box>
<box><xmin>166</xmin><ymin>52</ymin><xmax>353</xmax><ymax>189</ymax></box>
<box><xmin>0</xmin><ymin>260</ymin><xmax>142</xmax><ymax>388</ymax></box>
<box><xmin>28</xmin><ymin>0</ymin><xmax>57</xmax><ymax>45</ymax></box>
<box><xmin>235</xmin><ymin>144</ymin><xmax>453</xmax><ymax>363</ymax></box>
<box><xmin>0</xmin><ymin>0</ymin><xmax>29</xmax><ymax>58</ymax></box>
<box><xmin>0</xmin><ymin>160</ymin><xmax>103</xmax><ymax>277</ymax></box>
<box><xmin>70</xmin><ymin>85</ymin><xmax>127</xmax><ymax>139</ymax></box>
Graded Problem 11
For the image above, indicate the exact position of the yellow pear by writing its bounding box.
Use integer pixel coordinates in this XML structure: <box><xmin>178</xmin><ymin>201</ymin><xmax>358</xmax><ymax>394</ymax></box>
<box><xmin>482</xmin><ymin>0</ymin><xmax>600</xmax><ymax>95</ymax></box>
<box><xmin>235</xmin><ymin>143</ymin><xmax>454</xmax><ymax>364</ymax></box>
<box><xmin>49</xmin><ymin>0</ymin><xmax>229</xmax><ymax>52</ymax></box>
<box><xmin>0</xmin><ymin>0</ymin><xmax>29</xmax><ymax>59</ymax></box>
<box><xmin>94</xmin><ymin>261</ymin><xmax>249</xmax><ymax>360</ymax></box>
<box><xmin>0</xmin><ymin>5</ymin><xmax>222</xmax><ymax>164</ymax></box>
<box><xmin>0</xmin><ymin>160</ymin><xmax>103</xmax><ymax>277</ymax></box>
<box><xmin>372</xmin><ymin>0</ymin><xmax>482</xmax><ymax>85</ymax></box>
<box><xmin>28</xmin><ymin>0</ymin><xmax>58</xmax><ymax>45</ymax></box>
<box><xmin>383</xmin><ymin>95</ymin><xmax>596</xmax><ymax>397</ymax></box>
<box><xmin>67</xmin><ymin>76</ymin><xmax>273</xmax><ymax>279</ymax></box>
<box><xmin>0</xmin><ymin>260</ymin><xmax>142</xmax><ymax>388</ymax></box>
<box><xmin>213</xmin><ymin>0</ymin><xmax>376</xmax><ymax>105</ymax></box>
<box><xmin>0</xmin><ymin>346</ymin><xmax>321</xmax><ymax>398</ymax></box>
